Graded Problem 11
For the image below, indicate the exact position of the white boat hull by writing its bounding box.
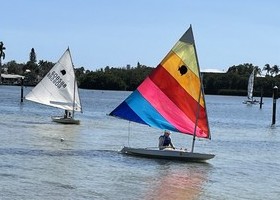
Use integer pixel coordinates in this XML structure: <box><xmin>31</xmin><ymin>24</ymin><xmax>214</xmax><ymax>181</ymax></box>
<box><xmin>51</xmin><ymin>116</ymin><xmax>80</xmax><ymax>125</ymax></box>
<box><xmin>120</xmin><ymin>146</ymin><xmax>215</xmax><ymax>162</ymax></box>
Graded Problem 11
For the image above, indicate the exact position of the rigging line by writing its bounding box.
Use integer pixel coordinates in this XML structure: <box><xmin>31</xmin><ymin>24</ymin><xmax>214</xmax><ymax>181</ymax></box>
<box><xmin>127</xmin><ymin>121</ymin><xmax>131</xmax><ymax>147</ymax></box>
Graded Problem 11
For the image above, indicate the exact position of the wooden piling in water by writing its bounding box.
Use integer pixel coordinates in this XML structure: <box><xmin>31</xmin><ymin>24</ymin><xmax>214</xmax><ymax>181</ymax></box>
<box><xmin>259</xmin><ymin>87</ymin><xmax>263</xmax><ymax>109</ymax></box>
<box><xmin>272</xmin><ymin>86</ymin><xmax>278</xmax><ymax>125</ymax></box>
<box><xmin>21</xmin><ymin>78</ymin><xmax>24</xmax><ymax>103</ymax></box>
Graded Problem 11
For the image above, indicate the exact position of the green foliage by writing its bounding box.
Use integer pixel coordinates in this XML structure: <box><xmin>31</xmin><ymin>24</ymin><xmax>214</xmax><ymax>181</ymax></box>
<box><xmin>263</xmin><ymin>64</ymin><xmax>280</xmax><ymax>77</ymax></box>
<box><xmin>79</xmin><ymin>65</ymin><xmax>153</xmax><ymax>90</ymax></box>
<box><xmin>38</xmin><ymin>60</ymin><xmax>55</xmax><ymax>77</ymax></box>
<box><xmin>203</xmin><ymin>63</ymin><xmax>280</xmax><ymax>97</ymax></box>
<box><xmin>29</xmin><ymin>48</ymin><xmax>37</xmax><ymax>63</ymax></box>
<box><xmin>217</xmin><ymin>89</ymin><xmax>247</xmax><ymax>96</ymax></box>
<box><xmin>203</xmin><ymin>65</ymin><xmax>280</xmax><ymax>97</ymax></box>
<box><xmin>0</xmin><ymin>41</ymin><xmax>6</xmax><ymax>61</ymax></box>
<box><xmin>5</xmin><ymin>60</ymin><xmax>24</xmax><ymax>74</ymax></box>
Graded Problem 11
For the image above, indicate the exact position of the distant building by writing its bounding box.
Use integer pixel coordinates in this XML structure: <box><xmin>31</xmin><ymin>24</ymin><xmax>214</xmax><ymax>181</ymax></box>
<box><xmin>201</xmin><ymin>69</ymin><xmax>226</xmax><ymax>73</ymax></box>
<box><xmin>0</xmin><ymin>74</ymin><xmax>25</xmax><ymax>85</ymax></box>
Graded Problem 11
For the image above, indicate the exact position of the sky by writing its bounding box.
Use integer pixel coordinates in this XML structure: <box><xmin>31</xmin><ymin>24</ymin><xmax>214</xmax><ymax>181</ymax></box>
<box><xmin>2</xmin><ymin>0</ymin><xmax>280</xmax><ymax>72</ymax></box>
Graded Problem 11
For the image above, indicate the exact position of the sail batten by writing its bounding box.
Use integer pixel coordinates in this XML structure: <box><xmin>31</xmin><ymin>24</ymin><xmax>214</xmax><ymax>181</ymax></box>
<box><xmin>109</xmin><ymin>26</ymin><xmax>210</xmax><ymax>139</ymax></box>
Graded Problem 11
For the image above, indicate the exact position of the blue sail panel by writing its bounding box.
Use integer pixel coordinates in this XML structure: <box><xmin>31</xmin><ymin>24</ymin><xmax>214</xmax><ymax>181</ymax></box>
<box><xmin>111</xmin><ymin>90</ymin><xmax>177</xmax><ymax>131</ymax></box>
<box><xmin>110</xmin><ymin>100</ymin><xmax>147</xmax><ymax>125</ymax></box>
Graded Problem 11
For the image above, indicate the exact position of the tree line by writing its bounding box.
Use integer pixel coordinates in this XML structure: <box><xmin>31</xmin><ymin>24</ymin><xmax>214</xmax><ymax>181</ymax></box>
<box><xmin>203</xmin><ymin>63</ymin><xmax>280</xmax><ymax>97</ymax></box>
<box><xmin>1</xmin><ymin>47</ymin><xmax>280</xmax><ymax>97</ymax></box>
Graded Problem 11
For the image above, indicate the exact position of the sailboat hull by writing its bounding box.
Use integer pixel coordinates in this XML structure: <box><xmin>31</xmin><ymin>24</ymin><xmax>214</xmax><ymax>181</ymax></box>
<box><xmin>242</xmin><ymin>99</ymin><xmax>260</xmax><ymax>105</ymax></box>
<box><xmin>51</xmin><ymin>116</ymin><xmax>80</xmax><ymax>125</ymax></box>
<box><xmin>120</xmin><ymin>146</ymin><xmax>215</xmax><ymax>162</ymax></box>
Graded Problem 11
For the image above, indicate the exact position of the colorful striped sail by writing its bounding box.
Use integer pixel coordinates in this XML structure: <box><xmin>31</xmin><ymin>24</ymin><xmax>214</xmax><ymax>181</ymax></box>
<box><xmin>109</xmin><ymin>26</ymin><xmax>210</xmax><ymax>139</ymax></box>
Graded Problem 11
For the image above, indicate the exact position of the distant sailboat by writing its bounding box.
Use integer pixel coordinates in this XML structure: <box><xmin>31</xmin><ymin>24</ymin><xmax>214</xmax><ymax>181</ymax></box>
<box><xmin>243</xmin><ymin>69</ymin><xmax>259</xmax><ymax>105</ymax></box>
<box><xmin>25</xmin><ymin>48</ymin><xmax>82</xmax><ymax>124</ymax></box>
<box><xmin>109</xmin><ymin>25</ymin><xmax>214</xmax><ymax>162</ymax></box>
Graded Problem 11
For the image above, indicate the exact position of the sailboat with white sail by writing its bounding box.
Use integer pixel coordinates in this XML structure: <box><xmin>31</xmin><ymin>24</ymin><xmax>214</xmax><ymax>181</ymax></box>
<box><xmin>25</xmin><ymin>48</ymin><xmax>82</xmax><ymax>124</ymax></box>
<box><xmin>109</xmin><ymin>25</ymin><xmax>215</xmax><ymax>162</ymax></box>
<box><xmin>243</xmin><ymin>68</ymin><xmax>259</xmax><ymax>105</ymax></box>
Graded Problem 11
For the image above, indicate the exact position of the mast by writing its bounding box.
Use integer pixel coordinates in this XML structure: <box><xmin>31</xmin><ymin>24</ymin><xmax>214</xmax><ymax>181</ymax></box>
<box><xmin>68</xmin><ymin>47</ymin><xmax>76</xmax><ymax>118</ymax></box>
<box><xmin>190</xmin><ymin>25</ymin><xmax>210</xmax><ymax>152</ymax></box>
<box><xmin>191</xmin><ymin>83</ymin><xmax>202</xmax><ymax>152</ymax></box>
<box><xmin>72</xmin><ymin>76</ymin><xmax>76</xmax><ymax>118</ymax></box>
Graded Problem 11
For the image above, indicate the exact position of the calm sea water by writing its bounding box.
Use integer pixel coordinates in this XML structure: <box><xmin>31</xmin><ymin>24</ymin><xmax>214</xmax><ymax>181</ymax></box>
<box><xmin>0</xmin><ymin>85</ymin><xmax>279</xmax><ymax>200</ymax></box>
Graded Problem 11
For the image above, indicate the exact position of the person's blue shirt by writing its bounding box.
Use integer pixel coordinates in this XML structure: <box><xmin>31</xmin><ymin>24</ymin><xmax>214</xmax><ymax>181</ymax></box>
<box><xmin>158</xmin><ymin>130</ymin><xmax>175</xmax><ymax>150</ymax></box>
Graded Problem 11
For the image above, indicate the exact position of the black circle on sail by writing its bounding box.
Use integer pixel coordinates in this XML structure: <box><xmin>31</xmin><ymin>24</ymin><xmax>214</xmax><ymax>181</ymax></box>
<box><xmin>178</xmin><ymin>65</ymin><xmax>188</xmax><ymax>75</ymax></box>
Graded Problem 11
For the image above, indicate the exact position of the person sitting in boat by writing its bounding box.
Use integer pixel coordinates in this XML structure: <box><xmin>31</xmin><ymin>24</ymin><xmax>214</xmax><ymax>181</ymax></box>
<box><xmin>68</xmin><ymin>111</ymin><xmax>72</xmax><ymax>118</ymax></box>
<box><xmin>64</xmin><ymin>110</ymin><xmax>68</xmax><ymax>118</ymax></box>
<box><xmin>64</xmin><ymin>110</ymin><xmax>72</xmax><ymax>118</ymax></box>
<box><xmin>158</xmin><ymin>130</ymin><xmax>175</xmax><ymax>150</ymax></box>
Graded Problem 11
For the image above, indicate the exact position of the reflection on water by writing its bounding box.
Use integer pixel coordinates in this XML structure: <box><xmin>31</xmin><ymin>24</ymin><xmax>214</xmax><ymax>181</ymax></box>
<box><xmin>144</xmin><ymin>162</ymin><xmax>212</xmax><ymax>200</ymax></box>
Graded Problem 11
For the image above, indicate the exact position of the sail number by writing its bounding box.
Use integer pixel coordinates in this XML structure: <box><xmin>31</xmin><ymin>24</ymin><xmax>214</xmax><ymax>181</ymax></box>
<box><xmin>47</xmin><ymin>71</ymin><xmax>67</xmax><ymax>89</ymax></box>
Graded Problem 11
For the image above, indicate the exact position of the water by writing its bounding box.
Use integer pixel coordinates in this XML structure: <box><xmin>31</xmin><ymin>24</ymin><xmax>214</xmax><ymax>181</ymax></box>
<box><xmin>0</xmin><ymin>85</ymin><xmax>279</xmax><ymax>200</ymax></box>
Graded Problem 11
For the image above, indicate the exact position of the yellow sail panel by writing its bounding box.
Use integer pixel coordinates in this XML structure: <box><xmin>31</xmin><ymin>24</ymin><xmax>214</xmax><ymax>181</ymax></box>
<box><xmin>160</xmin><ymin>51</ymin><xmax>205</xmax><ymax>107</ymax></box>
<box><xmin>172</xmin><ymin>41</ymin><xmax>199</xmax><ymax>77</ymax></box>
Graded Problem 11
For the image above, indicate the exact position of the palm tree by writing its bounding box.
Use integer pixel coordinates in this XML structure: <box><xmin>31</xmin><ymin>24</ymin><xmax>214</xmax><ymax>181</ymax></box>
<box><xmin>254</xmin><ymin>66</ymin><xmax>262</xmax><ymax>76</ymax></box>
<box><xmin>271</xmin><ymin>65</ymin><xmax>279</xmax><ymax>76</ymax></box>
<box><xmin>263</xmin><ymin>64</ymin><xmax>271</xmax><ymax>76</ymax></box>
<box><xmin>0</xmin><ymin>41</ymin><xmax>6</xmax><ymax>84</ymax></box>
<box><xmin>29</xmin><ymin>48</ymin><xmax>37</xmax><ymax>63</ymax></box>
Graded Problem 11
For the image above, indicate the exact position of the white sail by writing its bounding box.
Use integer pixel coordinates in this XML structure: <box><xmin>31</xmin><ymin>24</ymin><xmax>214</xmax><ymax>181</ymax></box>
<box><xmin>247</xmin><ymin>69</ymin><xmax>255</xmax><ymax>100</ymax></box>
<box><xmin>25</xmin><ymin>48</ymin><xmax>82</xmax><ymax>112</ymax></box>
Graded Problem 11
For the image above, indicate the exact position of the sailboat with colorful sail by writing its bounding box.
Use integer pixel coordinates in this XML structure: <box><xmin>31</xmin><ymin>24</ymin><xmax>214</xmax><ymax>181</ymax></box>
<box><xmin>243</xmin><ymin>68</ymin><xmax>259</xmax><ymax>105</ymax></box>
<box><xmin>25</xmin><ymin>48</ymin><xmax>82</xmax><ymax>124</ymax></box>
<box><xmin>109</xmin><ymin>25</ymin><xmax>215</xmax><ymax>162</ymax></box>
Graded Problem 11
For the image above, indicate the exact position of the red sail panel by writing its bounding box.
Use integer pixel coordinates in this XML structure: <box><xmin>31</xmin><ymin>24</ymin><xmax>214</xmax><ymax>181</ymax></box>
<box><xmin>149</xmin><ymin>65</ymin><xmax>209</xmax><ymax>138</ymax></box>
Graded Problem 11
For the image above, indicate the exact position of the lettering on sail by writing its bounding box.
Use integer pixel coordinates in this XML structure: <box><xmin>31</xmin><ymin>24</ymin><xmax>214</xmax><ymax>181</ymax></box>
<box><xmin>47</xmin><ymin>70</ymin><xmax>67</xmax><ymax>89</ymax></box>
